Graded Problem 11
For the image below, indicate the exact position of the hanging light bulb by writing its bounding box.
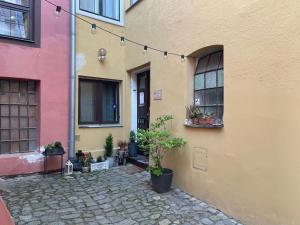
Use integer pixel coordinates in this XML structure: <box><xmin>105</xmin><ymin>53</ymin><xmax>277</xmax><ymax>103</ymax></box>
<box><xmin>91</xmin><ymin>24</ymin><xmax>96</xmax><ymax>34</ymax></box>
<box><xmin>181</xmin><ymin>55</ymin><xmax>186</xmax><ymax>62</ymax></box>
<box><xmin>120</xmin><ymin>36</ymin><xmax>125</xmax><ymax>46</ymax></box>
<box><xmin>164</xmin><ymin>51</ymin><xmax>168</xmax><ymax>59</ymax></box>
<box><xmin>143</xmin><ymin>45</ymin><xmax>148</xmax><ymax>54</ymax></box>
<box><xmin>55</xmin><ymin>6</ymin><xmax>62</xmax><ymax>17</ymax></box>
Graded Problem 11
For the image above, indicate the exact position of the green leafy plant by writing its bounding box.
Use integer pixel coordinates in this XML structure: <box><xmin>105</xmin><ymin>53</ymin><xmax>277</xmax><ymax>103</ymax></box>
<box><xmin>186</xmin><ymin>105</ymin><xmax>202</xmax><ymax>119</ymax></box>
<box><xmin>137</xmin><ymin>115</ymin><xmax>186</xmax><ymax>176</ymax></box>
<box><xmin>104</xmin><ymin>134</ymin><xmax>113</xmax><ymax>157</ymax></box>
<box><xmin>129</xmin><ymin>130</ymin><xmax>136</xmax><ymax>143</ymax></box>
<box><xmin>97</xmin><ymin>156</ymin><xmax>103</xmax><ymax>163</ymax></box>
<box><xmin>45</xmin><ymin>141</ymin><xmax>63</xmax><ymax>152</ymax></box>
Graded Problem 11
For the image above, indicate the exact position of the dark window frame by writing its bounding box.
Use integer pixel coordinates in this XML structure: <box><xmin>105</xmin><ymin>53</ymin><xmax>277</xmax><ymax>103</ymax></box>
<box><xmin>78</xmin><ymin>78</ymin><xmax>120</xmax><ymax>125</ymax></box>
<box><xmin>0</xmin><ymin>0</ymin><xmax>41</xmax><ymax>47</ymax></box>
<box><xmin>194</xmin><ymin>50</ymin><xmax>224</xmax><ymax>120</ymax></box>
<box><xmin>79</xmin><ymin>0</ymin><xmax>121</xmax><ymax>22</ymax></box>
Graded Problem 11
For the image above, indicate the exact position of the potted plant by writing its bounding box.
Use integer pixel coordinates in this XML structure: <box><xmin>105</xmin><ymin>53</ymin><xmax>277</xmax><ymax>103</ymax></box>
<box><xmin>117</xmin><ymin>140</ymin><xmax>128</xmax><ymax>165</ymax></box>
<box><xmin>186</xmin><ymin>105</ymin><xmax>202</xmax><ymax>125</ymax></box>
<box><xmin>137</xmin><ymin>115</ymin><xmax>186</xmax><ymax>193</ymax></box>
<box><xmin>198</xmin><ymin>112</ymin><xmax>216</xmax><ymax>125</ymax></box>
<box><xmin>44</xmin><ymin>141</ymin><xmax>65</xmax><ymax>155</ymax></box>
<box><xmin>128</xmin><ymin>130</ymin><xmax>138</xmax><ymax>157</ymax></box>
<box><xmin>104</xmin><ymin>133</ymin><xmax>114</xmax><ymax>168</ymax></box>
<box><xmin>82</xmin><ymin>152</ymin><xmax>93</xmax><ymax>173</ymax></box>
<box><xmin>90</xmin><ymin>155</ymin><xmax>109</xmax><ymax>172</ymax></box>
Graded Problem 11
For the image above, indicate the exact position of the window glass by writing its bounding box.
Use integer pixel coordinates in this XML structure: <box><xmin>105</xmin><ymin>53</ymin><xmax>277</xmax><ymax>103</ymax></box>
<box><xmin>79</xmin><ymin>79</ymin><xmax>119</xmax><ymax>125</ymax></box>
<box><xmin>131</xmin><ymin>0</ymin><xmax>138</xmax><ymax>5</ymax></box>
<box><xmin>0</xmin><ymin>0</ymin><xmax>29</xmax><ymax>7</ymax></box>
<box><xmin>207</xmin><ymin>52</ymin><xmax>221</xmax><ymax>71</ymax></box>
<box><xmin>205</xmin><ymin>71</ymin><xmax>217</xmax><ymax>89</ymax></box>
<box><xmin>80</xmin><ymin>81</ymin><xmax>96</xmax><ymax>123</ymax></box>
<box><xmin>0</xmin><ymin>7</ymin><xmax>29</xmax><ymax>38</ymax></box>
<box><xmin>195</xmin><ymin>74</ymin><xmax>204</xmax><ymax>90</ymax></box>
<box><xmin>195</xmin><ymin>56</ymin><xmax>209</xmax><ymax>74</ymax></box>
<box><xmin>102</xmin><ymin>83</ymin><xmax>117</xmax><ymax>122</ymax></box>
<box><xmin>217</xmin><ymin>69</ymin><xmax>224</xmax><ymax>87</ymax></box>
<box><xmin>79</xmin><ymin>0</ymin><xmax>120</xmax><ymax>21</ymax></box>
<box><xmin>0</xmin><ymin>0</ymin><xmax>36</xmax><ymax>42</ymax></box>
<box><xmin>195</xmin><ymin>90</ymin><xmax>205</xmax><ymax>106</ymax></box>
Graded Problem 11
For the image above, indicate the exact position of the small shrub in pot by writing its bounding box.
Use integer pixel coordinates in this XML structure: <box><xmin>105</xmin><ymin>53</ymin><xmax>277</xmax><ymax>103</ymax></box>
<box><xmin>137</xmin><ymin>115</ymin><xmax>186</xmax><ymax>193</ymax></box>
<box><xmin>128</xmin><ymin>130</ymin><xmax>138</xmax><ymax>157</ymax></box>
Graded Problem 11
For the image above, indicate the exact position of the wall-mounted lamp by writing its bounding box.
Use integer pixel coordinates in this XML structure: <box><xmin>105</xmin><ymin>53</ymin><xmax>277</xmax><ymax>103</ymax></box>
<box><xmin>98</xmin><ymin>48</ymin><xmax>107</xmax><ymax>62</ymax></box>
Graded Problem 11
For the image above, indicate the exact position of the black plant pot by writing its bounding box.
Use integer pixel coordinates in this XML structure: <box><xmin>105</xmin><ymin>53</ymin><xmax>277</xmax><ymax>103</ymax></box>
<box><xmin>151</xmin><ymin>168</ymin><xmax>173</xmax><ymax>193</ymax></box>
<box><xmin>128</xmin><ymin>142</ymin><xmax>138</xmax><ymax>157</ymax></box>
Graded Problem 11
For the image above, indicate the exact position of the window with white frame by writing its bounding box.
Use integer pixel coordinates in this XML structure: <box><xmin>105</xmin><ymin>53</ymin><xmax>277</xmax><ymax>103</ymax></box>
<box><xmin>78</xmin><ymin>0</ymin><xmax>123</xmax><ymax>25</ymax></box>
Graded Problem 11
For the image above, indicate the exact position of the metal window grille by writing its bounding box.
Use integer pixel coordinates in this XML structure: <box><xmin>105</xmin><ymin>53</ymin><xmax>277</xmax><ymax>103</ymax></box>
<box><xmin>0</xmin><ymin>79</ymin><xmax>38</xmax><ymax>154</ymax></box>
<box><xmin>194</xmin><ymin>51</ymin><xmax>224</xmax><ymax>120</ymax></box>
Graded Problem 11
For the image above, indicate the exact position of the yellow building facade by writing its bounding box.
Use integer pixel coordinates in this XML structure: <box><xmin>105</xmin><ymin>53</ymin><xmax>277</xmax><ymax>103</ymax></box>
<box><xmin>75</xmin><ymin>1</ymin><xmax>300</xmax><ymax>225</ymax></box>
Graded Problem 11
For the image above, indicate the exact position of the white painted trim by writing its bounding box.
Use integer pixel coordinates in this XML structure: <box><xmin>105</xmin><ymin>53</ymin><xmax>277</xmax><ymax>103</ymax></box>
<box><xmin>76</xmin><ymin>0</ymin><xmax>124</xmax><ymax>27</ymax></box>
<box><xmin>131</xmin><ymin>73</ymin><xmax>137</xmax><ymax>132</ymax></box>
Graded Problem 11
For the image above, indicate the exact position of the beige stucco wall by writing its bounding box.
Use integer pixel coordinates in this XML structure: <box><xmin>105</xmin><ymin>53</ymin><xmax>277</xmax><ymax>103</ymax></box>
<box><xmin>124</xmin><ymin>1</ymin><xmax>300</xmax><ymax>225</ymax></box>
<box><xmin>75</xmin><ymin>15</ymin><xmax>130</xmax><ymax>158</ymax></box>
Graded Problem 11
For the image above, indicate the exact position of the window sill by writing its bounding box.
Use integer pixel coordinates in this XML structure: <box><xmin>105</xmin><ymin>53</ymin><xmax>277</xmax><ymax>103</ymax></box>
<box><xmin>184</xmin><ymin>124</ymin><xmax>224</xmax><ymax>129</ymax></box>
<box><xmin>79</xmin><ymin>124</ymin><xmax>123</xmax><ymax>128</ymax></box>
<box><xmin>126</xmin><ymin>0</ymin><xmax>144</xmax><ymax>13</ymax></box>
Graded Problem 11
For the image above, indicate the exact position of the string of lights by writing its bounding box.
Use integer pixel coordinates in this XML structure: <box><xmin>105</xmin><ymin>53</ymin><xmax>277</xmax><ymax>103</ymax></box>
<box><xmin>45</xmin><ymin>0</ymin><xmax>188</xmax><ymax>62</ymax></box>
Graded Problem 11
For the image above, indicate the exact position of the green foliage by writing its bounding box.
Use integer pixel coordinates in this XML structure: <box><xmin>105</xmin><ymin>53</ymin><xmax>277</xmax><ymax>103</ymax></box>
<box><xmin>45</xmin><ymin>141</ymin><xmax>63</xmax><ymax>151</ymax></box>
<box><xmin>129</xmin><ymin>130</ymin><xmax>136</xmax><ymax>143</ymax></box>
<box><xmin>104</xmin><ymin>134</ymin><xmax>113</xmax><ymax>157</ymax></box>
<box><xmin>137</xmin><ymin>115</ymin><xmax>186</xmax><ymax>176</ymax></box>
<box><xmin>186</xmin><ymin>105</ymin><xmax>215</xmax><ymax>119</ymax></box>
<box><xmin>97</xmin><ymin>156</ymin><xmax>103</xmax><ymax>162</ymax></box>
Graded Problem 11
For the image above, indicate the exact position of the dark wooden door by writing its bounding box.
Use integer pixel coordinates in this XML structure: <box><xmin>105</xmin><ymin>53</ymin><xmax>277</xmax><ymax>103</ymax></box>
<box><xmin>137</xmin><ymin>70</ymin><xmax>150</xmax><ymax>130</ymax></box>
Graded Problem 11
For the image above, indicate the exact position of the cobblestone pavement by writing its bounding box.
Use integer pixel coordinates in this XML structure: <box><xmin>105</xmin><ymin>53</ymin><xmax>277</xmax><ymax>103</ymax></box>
<box><xmin>3</xmin><ymin>165</ymin><xmax>244</xmax><ymax>225</ymax></box>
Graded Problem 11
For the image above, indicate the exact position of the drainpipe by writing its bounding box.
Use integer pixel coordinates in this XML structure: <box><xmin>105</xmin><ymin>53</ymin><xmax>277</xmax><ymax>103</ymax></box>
<box><xmin>69</xmin><ymin>0</ymin><xmax>76</xmax><ymax>159</ymax></box>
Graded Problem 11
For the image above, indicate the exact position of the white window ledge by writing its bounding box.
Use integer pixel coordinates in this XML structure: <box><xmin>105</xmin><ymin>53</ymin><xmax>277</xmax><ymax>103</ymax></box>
<box><xmin>79</xmin><ymin>124</ymin><xmax>123</xmax><ymax>128</ymax></box>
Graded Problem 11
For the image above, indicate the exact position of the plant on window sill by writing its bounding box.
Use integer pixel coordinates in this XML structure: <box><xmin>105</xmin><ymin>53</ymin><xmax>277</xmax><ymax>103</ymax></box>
<box><xmin>185</xmin><ymin>105</ymin><xmax>223</xmax><ymax>127</ymax></box>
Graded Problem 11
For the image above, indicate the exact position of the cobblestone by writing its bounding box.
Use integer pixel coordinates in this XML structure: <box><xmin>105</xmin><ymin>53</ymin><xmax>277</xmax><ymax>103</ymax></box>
<box><xmin>3</xmin><ymin>165</ymin><xmax>244</xmax><ymax>225</ymax></box>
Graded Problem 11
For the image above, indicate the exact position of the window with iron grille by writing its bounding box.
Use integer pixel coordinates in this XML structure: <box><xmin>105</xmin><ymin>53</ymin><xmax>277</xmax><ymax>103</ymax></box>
<box><xmin>194</xmin><ymin>51</ymin><xmax>224</xmax><ymax>121</ymax></box>
<box><xmin>0</xmin><ymin>0</ymin><xmax>40</xmax><ymax>44</ymax></box>
<box><xmin>79</xmin><ymin>78</ymin><xmax>120</xmax><ymax>125</ymax></box>
<box><xmin>0</xmin><ymin>79</ymin><xmax>38</xmax><ymax>154</ymax></box>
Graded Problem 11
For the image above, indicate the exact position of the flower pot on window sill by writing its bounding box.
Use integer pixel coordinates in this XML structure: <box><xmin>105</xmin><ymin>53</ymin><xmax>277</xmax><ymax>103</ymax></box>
<box><xmin>202</xmin><ymin>117</ymin><xmax>215</xmax><ymax>125</ymax></box>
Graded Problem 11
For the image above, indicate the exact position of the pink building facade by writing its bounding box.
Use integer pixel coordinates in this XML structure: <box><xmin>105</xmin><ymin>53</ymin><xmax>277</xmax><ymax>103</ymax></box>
<box><xmin>0</xmin><ymin>0</ymin><xmax>70</xmax><ymax>176</ymax></box>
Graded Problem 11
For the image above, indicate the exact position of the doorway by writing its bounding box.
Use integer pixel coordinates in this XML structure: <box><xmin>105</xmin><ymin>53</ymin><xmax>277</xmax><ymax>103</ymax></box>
<box><xmin>129</xmin><ymin>69</ymin><xmax>150</xmax><ymax>168</ymax></box>
<box><xmin>137</xmin><ymin>70</ymin><xmax>150</xmax><ymax>130</ymax></box>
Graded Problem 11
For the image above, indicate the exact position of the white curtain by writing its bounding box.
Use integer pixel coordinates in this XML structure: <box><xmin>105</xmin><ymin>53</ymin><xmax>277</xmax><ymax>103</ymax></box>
<box><xmin>0</xmin><ymin>0</ymin><xmax>26</xmax><ymax>38</ymax></box>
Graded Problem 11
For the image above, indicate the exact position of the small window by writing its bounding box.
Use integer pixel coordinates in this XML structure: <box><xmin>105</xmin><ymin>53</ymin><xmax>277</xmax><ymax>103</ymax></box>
<box><xmin>194</xmin><ymin>51</ymin><xmax>224</xmax><ymax>122</ymax></box>
<box><xmin>79</xmin><ymin>78</ymin><xmax>120</xmax><ymax>125</ymax></box>
<box><xmin>0</xmin><ymin>0</ymin><xmax>40</xmax><ymax>44</ymax></box>
<box><xmin>0</xmin><ymin>79</ymin><xmax>38</xmax><ymax>154</ymax></box>
<box><xmin>78</xmin><ymin>0</ymin><xmax>123</xmax><ymax>26</ymax></box>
